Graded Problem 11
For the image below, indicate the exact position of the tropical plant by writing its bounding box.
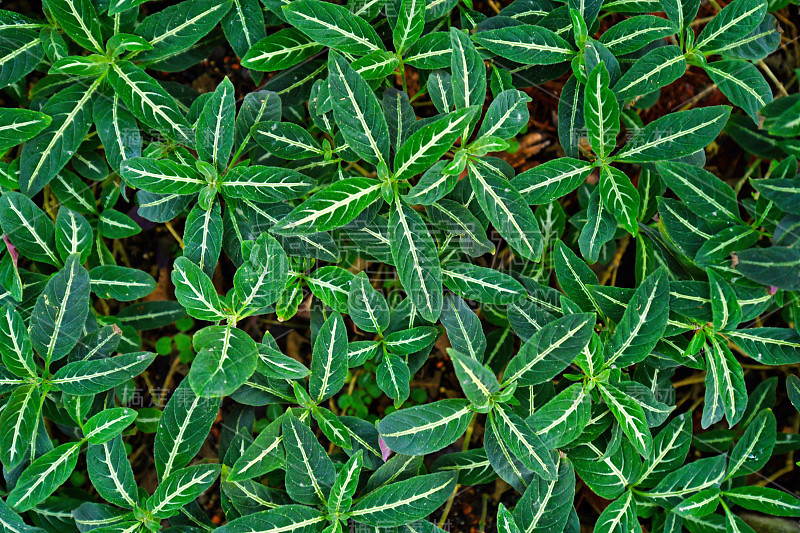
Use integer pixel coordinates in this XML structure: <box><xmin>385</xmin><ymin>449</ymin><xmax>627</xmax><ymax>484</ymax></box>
<box><xmin>0</xmin><ymin>0</ymin><xmax>799</xmax><ymax>531</ymax></box>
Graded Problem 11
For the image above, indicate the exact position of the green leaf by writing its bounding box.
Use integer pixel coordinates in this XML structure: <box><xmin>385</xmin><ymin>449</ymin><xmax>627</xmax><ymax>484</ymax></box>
<box><xmin>20</xmin><ymin>81</ymin><xmax>101</xmax><ymax>196</ymax></box>
<box><xmin>87</xmin><ymin>436</ymin><xmax>137</xmax><ymax>509</ymax></box>
<box><xmin>736</xmin><ymin>247</ymin><xmax>800</xmax><ymax>291</ymax></box>
<box><xmin>472</xmin><ymin>25</ymin><xmax>575</xmax><ymax>65</ymax></box>
<box><xmin>135</xmin><ymin>0</ymin><xmax>232</xmax><ymax>62</ymax></box>
<box><xmin>282</xmin><ymin>413</ymin><xmax>336</xmax><ymax>505</ymax></box>
<box><xmin>348</xmin><ymin>472</ymin><xmax>456</xmax><ymax>527</ymax></box>
<box><xmin>46</xmin><ymin>0</ymin><xmax>103</xmax><ymax>52</ymax></box>
<box><xmin>327</xmin><ymin>52</ymin><xmax>390</xmax><ymax>165</ymax></box>
<box><xmin>600</xmin><ymin>15</ymin><xmax>677</xmax><ymax>54</ymax></box>
<box><xmin>0</xmin><ymin>385</ymin><xmax>40</xmax><ymax>469</ymax></box>
<box><xmin>726</xmin><ymin>409</ymin><xmax>775</xmax><ymax>478</ymax></box>
<box><xmin>512</xmin><ymin>459</ymin><xmax>575</xmax><ymax>532</ymax></box>
<box><xmin>233</xmin><ymin>233</ymin><xmax>288</xmax><ymax>312</ymax></box>
<box><xmin>384</xmin><ymin>326</ymin><xmax>438</xmax><ymax>355</ymax></box>
<box><xmin>394</xmin><ymin>107</ymin><xmax>478</xmax><ymax>182</ymax></box>
<box><xmin>306</xmin><ymin>266</ymin><xmax>354</xmax><ymax>314</ymax></box>
<box><xmin>502</xmin><ymin>313</ymin><xmax>595</xmax><ymax>386</ymax></box>
<box><xmin>228</xmin><ymin>416</ymin><xmax>284</xmax><ymax>482</ymax></box>
<box><xmin>450</xmin><ymin>28</ymin><xmax>486</xmax><ymax>131</ymax></box>
<box><xmin>612</xmin><ymin>45</ymin><xmax>686</xmax><ymax>101</ymax></box>
<box><xmin>183</xmin><ymin>201</ymin><xmax>223</xmax><ymax>277</ymax></box>
<box><xmin>614</xmin><ymin>106</ymin><xmax>731</xmax><ymax>163</ymax></box>
<box><xmin>394</xmin><ymin>0</ymin><xmax>425</xmax><ymax>53</ymax></box>
<box><xmin>109</xmin><ymin>61</ymin><xmax>193</xmax><ymax>146</ymax></box>
<box><xmin>655</xmin><ymin>161</ymin><xmax>740</xmax><ymax>223</ymax></box>
<box><xmin>0</xmin><ymin>30</ymin><xmax>43</xmax><ymax>90</ymax></box>
<box><xmin>696</xmin><ymin>0</ymin><xmax>767</xmax><ymax>52</ymax></box>
<box><xmin>31</xmin><ymin>254</ymin><xmax>90</xmax><ymax>363</ymax></box>
<box><xmin>328</xmin><ymin>451</ymin><xmax>362</xmax><ymax>515</ymax></box>
<box><xmin>513</xmin><ymin>158</ymin><xmax>594</xmax><ymax>205</ymax></box>
<box><xmin>171</xmin><ymin>256</ymin><xmax>227</xmax><ymax>321</ymax></box>
<box><xmin>469</xmin><ymin>157</ymin><xmax>543</xmax><ymax>261</ymax></box>
<box><xmin>348</xmin><ymin>271</ymin><xmax>390</xmax><ymax>334</ymax></box>
<box><xmin>405</xmin><ymin>32</ymin><xmax>452</xmax><ymax>69</ymax></box>
<box><xmin>441</xmin><ymin>294</ymin><xmax>486</xmax><ymax>362</ymax></box>
<box><xmin>585</xmin><ymin>63</ymin><xmax>620</xmax><ymax>161</ymax></box>
<box><xmin>196</xmin><ymin>77</ymin><xmax>235</xmax><ymax>171</ymax></box>
<box><xmin>222</xmin><ymin>0</ymin><xmax>266</xmax><ymax>59</ymax></box>
<box><xmin>0</xmin><ymin>192</ymin><xmax>58</xmax><ymax>266</ymax></box>
<box><xmin>284</xmin><ymin>0</ymin><xmax>384</xmax><ymax>55</ymax></box>
<box><xmin>580</xmin><ymin>187</ymin><xmax>617</xmax><ymax>264</ymax></box>
<box><xmin>121</xmin><ymin>157</ymin><xmax>205</xmax><ymax>195</ymax></box>
<box><xmin>309</xmin><ymin>311</ymin><xmax>348</xmax><ymax>402</ymax></box>
<box><xmin>605</xmin><ymin>268</ymin><xmax>669</xmax><ymax>367</ymax></box>
<box><xmin>597</xmin><ymin>381</ymin><xmax>653</xmax><ymax>457</ymax></box>
<box><xmin>155</xmin><ymin>380</ymin><xmax>221</xmax><ymax>480</ymax></box>
<box><xmin>707</xmin><ymin>269</ymin><xmax>742</xmax><ymax>331</ymax></box>
<box><xmin>379</xmin><ymin>399</ymin><xmax>473</xmax><ymax>455</ymax></box>
<box><xmin>146</xmin><ymin>464</ymin><xmax>220</xmax><ymax>519</ymax></box>
<box><xmin>251</xmin><ymin>121</ymin><xmax>324</xmax><ymax>160</ymax></box>
<box><xmin>428</xmin><ymin>199</ymin><xmax>494</xmax><ymax>257</ymax></box>
<box><xmin>376</xmin><ymin>353</ymin><xmax>411</xmax><ymax>407</ymax></box>
<box><xmin>272</xmin><ymin>177</ymin><xmax>382</xmax><ymax>235</ymax></box>
<box><xmin>56</xmin><ymin>207</ymin><xmax>91</xmax><ymax>263</ymax></box>
<box><xmin>83</xmin><ymin>407</ymin><xmax>137</xmax><ymax>444</ymax></box>
<box><xmin>705</xmin><ymin>60</ymin><xmax>772</xmax><ymax>123</ymax></box>
<box><xmin>389</xmin><ymin>200</ymin><xmax>443</xmax><ymax>322</ymax></box>
<box><xmin>725</xmin><ymin>328</ymin><xmax>800</xmax><ymax>365</ymax></box>
<box><xmin>90</xmin><ymin>266</ymin><xmax>156</xmax><ymax>301</ymax></box>
<box><xmin>242</xmin><ymin>29</ymin><xmax>323</xmax><ymax>72</ymax></box>
<box><xmin>477</xmin><ymin>89</ymin><xmax>532</xmax><ymax>140</ymax></box>
<box><xmin>526</xmin><ymin>383</ymin><xmax>591</xmax><ymax>448</ymax></box>
<box><xmin>672</xmin><ymin>488</ymin><xmax>720</xmax><ymax>519</ymax></box>
<box><xmin>6</xmin><ymin>441</ymin><xmax>81</xmax><ymax>512</ymax></box>
<box><xmin>441</xmin><ymin>262</ymin><xmax>526</xmax><ymax>304</ymax></box>
<box><xmin>703</xmin><ymin>334</ymin><xmax>747</xmax><ymax>428</ymax></box>
<box><xmin>449</xmin><ymin>349</ymin><xmax>500</xmax><ymax>407</ymax></box>
<box><xmin>189</xmin><ymin>325</ymin><xmax>258</xmax><ymax>397</ymax></box>
<box><xmin>51</xmin><ymin>351</ymin><xmax>156</xmax><ymax>396</ymax></box>
<box><xmin>723</xmin><ymin>486</ymin><xmax>800</xmax><ymax>517</ymax></box>
<box><xmin>214</xmin><ymin>505</ymin><xmax>326</xmax><ymax>533</ymax></box>
<box><xmin>0</xmin><ymin>305</ymin><xmax>35</xmax><ymax>379</ymax></box>
<box><xmin>594</xmin><ymin>491</ymin><xmax>639</xmax><ymax>533</ymax></box>
<box><xmin>599</xmin><ymin>165</ymin><xmax>640</xmax><ymax>235</ymax></box>
<box><xmin>0</xmin><ymin>108</ymin><xmax>50</xmax><ymax>153</ymax></box>
<box><xmin>492</xmin><ymin>404</ymin><xmax>558</xmax><ymax>480</ymax></box>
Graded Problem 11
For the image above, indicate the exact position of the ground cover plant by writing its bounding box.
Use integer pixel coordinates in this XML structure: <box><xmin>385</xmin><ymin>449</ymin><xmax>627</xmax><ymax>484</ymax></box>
<box><xmin>0</xmin><ymin>0</ymin><xmax>799</xmax><ymax>531</ymax></box>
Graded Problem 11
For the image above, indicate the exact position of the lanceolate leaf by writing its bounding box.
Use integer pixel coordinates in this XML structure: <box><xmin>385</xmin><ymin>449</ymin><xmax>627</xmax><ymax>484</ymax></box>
<box><xmin>605</xmin><ymin>268</ymin><xmax>669</xmax><ymax>367</ymax></box>
<box><xmin>379</xmin><ymin>399</ymin><xmax>473</xmax><ymax>455</ymax></box>
<box><xmin>611</xmin><ymin>45</ymin><xmax>686</xmax><ymax>101</ymax></box>
<box><xmin>189</xmin><ymin>325</ymin><xmax>258</xmax><ymax>398</ymax></box>
<box><xmin>282</xmin><ymin>413</ymin><xmax>336</xmax><ymax>505</ymax></box>
<box><xmin>109</xmin><ymin>61</ymin><xmax>193</xmax><ymax>146</ymax></box>
<box><xmin>134</xmin><ymin>0</ymin><xmax>233</xmax><ymax>61</ymax></box>
<box><xmin>614</xmin><ymin>106</ymin><xmax>731</xmax><ymax>163</ymax></box>
<box><xmin>196</xmin><ymin>77</ymin><xmax>235</xmax><ymax>171</ymax></box>
<box><xmin>348</xmin><ymin>472</ymin><xmax>456</xmax><ymax>527</ymax></box>
<box><xmin>584</xmin><ymin>63</ymin><xmax>620</xmax><ymax>161</ymax></box>
<box><xmin>284</xmin><ymin>0</ymin><xmax>384</xmax><ymax>55</ymax></box>
<box><xmin>309</xmin><ymin>312</ymin><xmax>348</xmax><ymax>402</ymax></box>
<box><xmin>155</xmin><ymin>380</ymin><xmax>221</xmax><ymax>480</ymax></box>
<box><xmin>7</xmin><ymin>441</ymin><xmax>82</xmax><ymax>512</ymax></box>
<box><xmin>0</xmin><ymin>385</ymin><xmax>41</xmax><ymax>469</ymax></box>
<box><xmin>242</xmin><ymin>28</ymin><xmax>323</xmax><ymax>71</ymax></box>
<box><xmin>472</xmin><ymin>24</ymin><xmax>575</xmax><ymax>65</ymax></box>
<box><xmin>0</xmin><ymin>109</ymin><xmax>51</xmax><ymax>153</ymax></box>
<box><xmin>327</xmin><ymin>51</ymin><xmax>390</xmax><ymax>166</ymax></box>
<box><xmin>491</xmin><ymin>404</ymin><xmax>558</xmax><ymax>480</ymax></box>
<box><xmin>20</xmin><ymin>81</ymin><xmax>101</xmax><ymax>196</ymax></box>
<box><xmin>696</xmin><ymin>0</ymin><xmax>767</xmax><ymax>52</ymax></box>
<box><xmin>502</xmin><ymin>313</ymin><xmax>595</xmax><ymax>386</ymax></box>
<box><xmin>597</xmin><ymin>381</ymin><xmax>653</xmax><ymax>458</ymax></box>
<box><xmin>51</xmin><ymin>351</ymin><xmax>157</xmax><ymax>396</ymax></box>
<box><xmin>272</xmin><ymin>178</ymin><xmax>383</xmax><ymax>235</ymax></box>
<box><xmin>30</xmin><ymin>254</ymin><xmax>90</xmax><ymax>364</ymax></box>
<box><xmin>703</xmin><ymin>334</ymin><xmax>747</xmax><ymax>428</ymax></box>
<box><xmin>469</xmin><ymin>157</ymin><xmax>543</xmax><ymax>262</ymax></box>
<box><xmin>394</xmin><ymin>107</ymin><xmax>478</xmax><ymax>182</ymax></box>
<box><xmin>171</xmin><ymin>256</ymin><xmax>227</xmax><ymax>321</ymax></box>
<box><xmin>46</xmin><ymin>0</ymin><xmax>104</xmax><ymax>52</ymax></box>
<box><xmin>389</xmin><ymin>200</ymin><xmax>443</xmax><ymax>322</ymax></box>
<box><xmin>146</xmin><ymin>464</ymin><xmax>221</xmax><ymax>518</ymax></box>
<box><xmin>121</xmin><ymin>158</ymin><xmax>206</xmax><ymax>195</ymax></box>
